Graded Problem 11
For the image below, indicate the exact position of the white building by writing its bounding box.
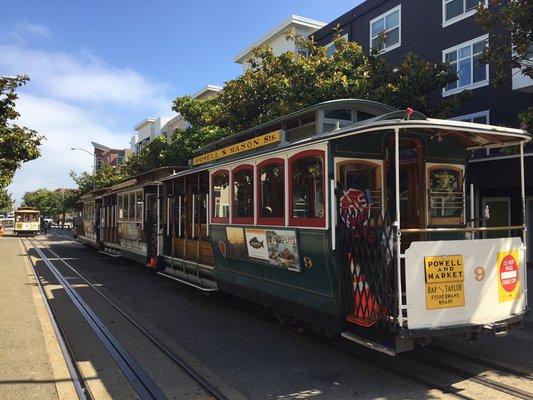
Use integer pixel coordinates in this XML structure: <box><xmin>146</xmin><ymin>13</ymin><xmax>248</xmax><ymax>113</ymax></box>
<box><xmin>234</xmin><ymin>15</ymin><xmax>325</xmax><ymax>72</ymax></box>
<box><xmin>160</xmin><ymin>85</ymin><xmax>223</xmax><ymax>144</ymax></box>
<box><xmin>130</xmin><ymin>116</ymin><xmax>173</xmax><ymax>153</ymax></box>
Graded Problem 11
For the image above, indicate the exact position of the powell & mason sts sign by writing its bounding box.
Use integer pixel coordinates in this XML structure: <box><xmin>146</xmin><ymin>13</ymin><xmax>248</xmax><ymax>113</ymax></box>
<box><xmin>191</xmin><ymin>130</ymin><xmax>281</xmax><ymax>166</ymax></box>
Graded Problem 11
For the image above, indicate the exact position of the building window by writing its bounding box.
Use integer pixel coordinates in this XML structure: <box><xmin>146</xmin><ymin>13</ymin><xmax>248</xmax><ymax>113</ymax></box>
<box><xmin>96</xmin><ymin>156</ymin><xmax>103</xmax><ymax>170</ymax></box>
<box><xmin>369</xmin><ymin>5</ymin><xmax>401</xmax><ymax>53</ymax></box>
<box><xmin>257</xmin><ymin>158</ymin><xmax>285</xmax><ymax>225</ymax></box>
<box><xmin>211</xmin><ymin>170</ymin><xmax>229</xmax><ymax>223</ymax></box>
<box><xmin>325</xmin><ymin>33</ymin><xmax>348</xmax><ymax>58</ymax></box>
<box><xmin>289</xmin><ymin>150</ymin><xmax>326</xmax><ymax>227</ymax></box>
<box><xmin>232</xmin><ymin>165</ymin><xmax>254</xmax><ymax>224</ymax></box>
<box><xmin>451</xmin><ymin>110</ymin><xmax>490</xmax><ymax>124</ymax></box>
<box><xmin>443</xmin><ymin>35</ymin><xmax>489</xmax><ymax>95</ymax></box>
<box><xmin>117</xmin><ymin>156</ymin><xmax>124</xmax><ymax>164</ymax></box>
<box><xmin>443</xmin><ymin>0</ymin><xmax>487</xmax><ymax>27</ymax></box>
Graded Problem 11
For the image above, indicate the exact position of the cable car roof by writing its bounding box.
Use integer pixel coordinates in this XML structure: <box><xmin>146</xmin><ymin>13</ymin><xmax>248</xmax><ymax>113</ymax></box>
<box><xmin>326</xmin><ymin>111</ymin><xmax>531</xmax><ymax>149</ymax></box>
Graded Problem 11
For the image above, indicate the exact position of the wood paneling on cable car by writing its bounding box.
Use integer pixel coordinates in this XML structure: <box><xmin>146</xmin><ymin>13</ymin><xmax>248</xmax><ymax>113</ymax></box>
<box><xmin>169</xmin><ymin>172</ymin><xmax>214</xmax><ymax>265</ymax></box>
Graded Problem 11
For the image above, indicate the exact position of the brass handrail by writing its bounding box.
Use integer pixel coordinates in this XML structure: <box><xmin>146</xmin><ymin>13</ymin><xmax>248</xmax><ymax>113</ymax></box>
<box><xmin>401</xmin><ymin>225</ymin><xmax>524</xmax><ymax>233</ymax></box>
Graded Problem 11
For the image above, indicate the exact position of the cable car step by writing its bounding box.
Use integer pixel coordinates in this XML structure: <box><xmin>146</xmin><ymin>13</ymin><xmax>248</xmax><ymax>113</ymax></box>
<box><xmin>483</xmin><ymin>322</ymin><xmax>508</xmax><ymax>337</ymax></box>
<box><xmin>341</xmin><ymin>331</ymin><xmax>397</xmax><ymax>356</ymax></box>
<box><xmin>157</xmin><ymin>270</ymin><xmax>218</xmax><ymax>292</ymax></box>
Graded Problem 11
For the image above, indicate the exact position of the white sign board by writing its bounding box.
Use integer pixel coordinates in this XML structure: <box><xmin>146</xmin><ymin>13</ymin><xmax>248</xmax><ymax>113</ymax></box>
<box><xmin>404</xmin><ymin>238</ymin><xmax>526</xmax><ymax>330</ymax></box>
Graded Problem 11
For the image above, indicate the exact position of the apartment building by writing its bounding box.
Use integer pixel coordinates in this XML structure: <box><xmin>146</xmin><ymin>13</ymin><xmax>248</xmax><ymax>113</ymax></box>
<box><xmin>312</xmin><ymin>0</ymin><xmax>532</xmax><ymax>261</ymax></box>
<box><xmin>235</xmin><ymin>15</ymin><xmax>325</xmax><ymax>71</ymax></box>
<box><xmin>92</xmin><ymin>142</ymin><xmax>129</xmax><ymax>170</ymax></box>
<box><xmin>312</xmin><ymin>0</ymin><xmax>531</xmax><ymax>127</ymax></box>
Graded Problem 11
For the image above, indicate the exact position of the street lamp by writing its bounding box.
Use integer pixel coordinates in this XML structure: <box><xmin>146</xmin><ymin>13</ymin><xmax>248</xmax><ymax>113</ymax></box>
<box><xmin>71</xmin><ymin>147</ymin><xmax>96</xmax><ymax>189</ymax></box>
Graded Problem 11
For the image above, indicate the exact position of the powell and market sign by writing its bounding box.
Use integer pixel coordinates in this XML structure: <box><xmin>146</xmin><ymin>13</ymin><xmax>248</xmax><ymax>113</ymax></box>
<box><xmin>191</xmin><ymin>130</ymin><xmax>282</xmax><ymax>166</ymax></box>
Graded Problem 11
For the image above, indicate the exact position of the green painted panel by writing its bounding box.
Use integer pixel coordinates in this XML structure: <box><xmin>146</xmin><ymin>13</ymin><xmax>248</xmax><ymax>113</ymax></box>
<box><xmin>211</xmin><ymin>225</ymin><xmax>340</xmax><ymax>316</ymax></box>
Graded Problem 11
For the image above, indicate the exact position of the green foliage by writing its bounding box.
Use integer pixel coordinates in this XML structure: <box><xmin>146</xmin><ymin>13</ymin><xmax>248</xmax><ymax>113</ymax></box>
<box><xmin>476</xmin><ymin>0</ymin><xmax>532</xmax><ymax>131</ymax></box>
<box><xmin>123</xmin><ymin>136</ymin><xmax>176</xmax><ymax>176</ymax></box>
<box><xmin>172</xmin><ymin>33</ymin><xmax>466</xmax><ymax>149</ymax></box>
<box><xmin>0</xmin><ymin>75</ymin><xmax>44</xmax><ymax>189</ymax></box>
<box><xmin>477</xmin><ymin>0</ymin><xmax>532</xmax><ymax>84</ymax></box>
<box><xmin>23</xmin><ymin>188</ymin><xmax>61</xmax><ymax>217</ymax></box>
<box><xmin>0</xmin><ymin>188</ymin><xmax>13</xmax><ymax>211</ymax></box>
<box><xmin>125</xmin><ymin>33</ymin><xmax>466</xmax><ymax>177</ymax></box>
<box><xmin>70</xmin><ymin>164</ymin><xmax>127</xmax><ymax>195</ymax></box>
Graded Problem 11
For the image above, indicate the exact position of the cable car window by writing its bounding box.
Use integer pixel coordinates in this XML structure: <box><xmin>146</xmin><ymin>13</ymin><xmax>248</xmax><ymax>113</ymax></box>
<box><xmin>117</xmin><ymin>196</ymin><xmax>123</xmax><ymax>220</ymax></box>
<box><xmin>338</xmin><ymin>161</ymin><xmax>382</xmax><ymax>215</ymax></box>
<box><xmin>257</xmin><ymin>159</ymin><xmax>284</xmax><ymax>225</ymax></box>
<box><xmin>338</xmin><ymin>163</ymin><xmax>378</xmax><ymax>191</ymax></box>
<box><xmin>123</xmin><ymin>195</ymin><xmax>129</xmax><ymax>220</ymax></box>
<box><xmin>325</xmin><ymin>109</ymin><xmax>352</xmax><ymax>121</ymax></box>
<box><xmin>129</xmin><ymin>194</ymin><xmax>136</xmax><ymax>221</ymax></box>
<box><xmin>211</xmin><ymin>170</ymin><xmax>229</xmax><ymax>222</ymax></box>
<box><xmin>289</xmin><ymin>151</ymin><xmax>325</xmax><ymax>227</ymax></box>
<box><xmin>428</xmin><ymin>166</ymin><xmax>464</xmax><ymax>225</ymax></box>
<box><xmin>232</xmin><ymin>166</ymin><xmax>254</xmax><ymax>223</ymax></box>
<box><xmin>135</xmin><ymin>192</ymin><xmax>142</xmax><ymax>221</ymax></box>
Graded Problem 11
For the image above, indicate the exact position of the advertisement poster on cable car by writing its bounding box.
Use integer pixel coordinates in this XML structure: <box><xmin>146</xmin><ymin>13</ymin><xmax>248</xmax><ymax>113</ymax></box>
<box><xmin>265</xmin><ymin>229</ymin><xmax>300</xmax><ymax>271</ymax></box>
<box><xmin>245</xmin><ymin>228</ymin><xmax>269</xmax><ymax>261</ymax></box>
<box><xmin>226</xmin><ymin>227</ymin><xmax>248</xmax><ymax>259</ymax></box>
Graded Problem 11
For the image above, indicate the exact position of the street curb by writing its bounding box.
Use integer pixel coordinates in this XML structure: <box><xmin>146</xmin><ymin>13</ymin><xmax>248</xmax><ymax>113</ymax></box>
<box><xmin>18</xmin><ymin>238</ymin><xmax>78</xmax><ymax>400</ymax></box>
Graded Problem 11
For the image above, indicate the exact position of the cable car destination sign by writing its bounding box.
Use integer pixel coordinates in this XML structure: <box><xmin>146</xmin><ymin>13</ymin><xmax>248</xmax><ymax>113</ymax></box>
<box><xmin>192</xmin><ymin>130</ymin><xmax>282</xmax><ymax>166</ymax></box>
<box><xmin>424</xmin><ymin>255</ymin><xmax>465</xmax><ymax>310</ymax></box>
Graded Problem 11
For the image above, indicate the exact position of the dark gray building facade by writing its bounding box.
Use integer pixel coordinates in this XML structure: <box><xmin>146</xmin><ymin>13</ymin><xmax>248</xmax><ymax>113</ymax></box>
<box><xmin>313</xmin><ymin>0</ymin><xmax>533</xmax><ymax>262</ymax></box>
<box><xmin>312</xmin><ymin>0</ymin><xmax>531</xmax><ymax>128</ymax></box>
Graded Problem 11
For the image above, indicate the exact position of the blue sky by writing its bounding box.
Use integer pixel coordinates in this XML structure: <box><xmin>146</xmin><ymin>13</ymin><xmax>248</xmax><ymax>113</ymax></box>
<box><xmin>0</xmin><ymin>0</ymin><xmax>361</xmax><ymax>202</ymax></box>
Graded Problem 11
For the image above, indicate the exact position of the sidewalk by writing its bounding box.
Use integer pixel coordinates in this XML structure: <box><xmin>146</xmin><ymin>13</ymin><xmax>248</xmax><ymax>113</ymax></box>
<box><xmin>0</xmin><ymin>235</ymin><xmax>75</xmax><ymax>400</ymax></box>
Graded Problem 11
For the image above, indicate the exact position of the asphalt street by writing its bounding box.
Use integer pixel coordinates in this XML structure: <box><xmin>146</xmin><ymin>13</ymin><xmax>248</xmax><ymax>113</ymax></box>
<box><xmin>24</xmin><ymin>229</ymin><xmax>533</xmax><ymax>399</ymax></box>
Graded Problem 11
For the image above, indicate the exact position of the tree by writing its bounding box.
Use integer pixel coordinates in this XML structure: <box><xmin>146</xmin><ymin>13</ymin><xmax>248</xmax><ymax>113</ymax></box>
<box><xmin>123</xmin><ymin>136</ymin><xmax>180</xmax><ymax>176</ymax></box>
<box><xmin>22</xmin><ymin>188</ymin><xmax>79</xmax><ymax>223</ymax></box>
<box><xmin>70</xmin><ymin>164</ymin><xmax>127</xmax><ymax>195</ymax></box>
<box><xmin>0</xmin><ymin>75</ymin><xmax>44</xmax><ymax>189</ymax></box>
<box><xmin>476</xmin><ymin>0</ymin><xmax>533</xmax><ymax>130</ymax></box>
<box><xmin>171</xmin><ymin>33</ymin><xmax>466</xmax><ymax>161</ymax></box>
<box><xmin>0</xmin><ymin>188</ymin><xmax>13</xmax><ymax>211</ymax></box>
<box><xmin>22</xmin><ymin>189</ymin><xmax>62</xmax><ymax>217</ymax></box>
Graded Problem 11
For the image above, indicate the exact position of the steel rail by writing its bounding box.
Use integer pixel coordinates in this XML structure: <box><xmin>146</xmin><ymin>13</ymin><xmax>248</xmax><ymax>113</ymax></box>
<box><xmin>409</xmin><ymin>353</ymin><xmax>533</xmax><ymax>400</ymax></box>
<box><xmin>221</xmin><ymin>294</ymin><xmax>476</xmax><ymax>400</ymax></box>
<box><xmin>27</xmin><ymin>238</ymin><xmax>167</xmax><ymax>400</ymax></box>
<box><xmin>47</xmin><ymin>230</ymin><xmax>531</xmax><ymax>399</ymax></box>
<box><xmin>34</xmin><ymin>237</ymin><xmax>230</xmax><ymax>400</ymax></box>
<box><xmin>20</xmin><ymin>238</ymin><xmax>89</xmax><ymax>400</ymax></box>
<box><xmin>429</xmin><ymin>345</ymin><xmax>533</xmax><ymax>381</ymax></box>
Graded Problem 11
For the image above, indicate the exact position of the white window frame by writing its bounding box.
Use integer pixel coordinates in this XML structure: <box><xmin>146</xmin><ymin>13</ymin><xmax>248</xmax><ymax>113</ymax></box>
<box><xmin>442</xmin><ymin>0</ymin><xmax>488</xmax><ymax>28</ymax></box>
<box><xmin>450</xmin><ymin>110</ymin><xmax>490</xmax><ymax>124</ymax></box>
<box><xmin>442</xmin><ymin>34</ymin><xmax>489</xmax><ymax>97</ymax></box>
<box><xmin>369</xmin><ymin>4</ymin><xmax>401</xmax><ymax>54</ymax></box>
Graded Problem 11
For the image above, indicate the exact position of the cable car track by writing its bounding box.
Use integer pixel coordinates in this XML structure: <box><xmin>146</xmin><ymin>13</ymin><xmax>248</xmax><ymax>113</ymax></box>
<box><xmin>21</xmin><ymin>238</ymin><xmax>89</xmax><ymax>400</ymax></box>
<box><xmin>428</xmin><ymin>344</ymin><xmax>533</xmax><ymax>381</ymax></box>
<box><xmin>221</xmin><ymin>288</ymin><xmax>533</xmax><ymax>400</ymax></box>
<box><xmin>23</xmin><ymin>237</ymin><xmax>230</xmax><ymax>400</ymax></box>
<box><xmin>35</xmin><ymin>232</ymin><xmax>533</xmax><ymax>399</ymax></box>
<box><xmin>407</xmin><ymin>352</ymin><xmax>533</xmax><ymax>400</ymax></box>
